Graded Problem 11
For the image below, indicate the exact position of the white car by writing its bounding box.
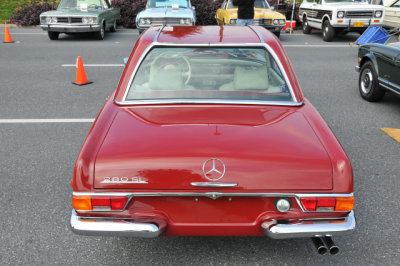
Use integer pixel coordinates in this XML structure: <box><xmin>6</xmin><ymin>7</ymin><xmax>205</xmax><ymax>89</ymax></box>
<box><xmin>299</xmin><ymin>0</ymin><xmax>385</xmax><ymax>41</ymax></box>
<box><xmin>384</xmin><ymin>0</ymin><xmax>400</xmax><ymax>28</ymax></box>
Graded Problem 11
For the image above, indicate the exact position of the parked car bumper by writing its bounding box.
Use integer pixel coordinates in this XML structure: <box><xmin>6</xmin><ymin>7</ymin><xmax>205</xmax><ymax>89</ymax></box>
<box><xmin>70</xmin><ymin>209</ymin><xmax>355</xmax><ymax>238</ymax></box>
<box><xmin>331</xmin><ymin>18</ymin><xmax>383</xmax><ymax>28</ymax></box>
<box><xmin>70</xmin><ymin>210</ymin><xmax>165</xmax><ymax>237</ymax></box>
<box><xmin>263</xmin><ymin>211</ymin><xmax>356</xmax><ymax>239</ymax></box>
<box><xmin>40</xmin><ymin>24</ymin><xmax>101</xmax><ymax>32</ymax></box>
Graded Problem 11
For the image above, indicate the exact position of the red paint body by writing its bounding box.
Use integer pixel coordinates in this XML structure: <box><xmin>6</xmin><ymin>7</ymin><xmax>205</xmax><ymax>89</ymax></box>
<box><xmin>71</xmin><ymin>26</ymin><xmax>353</xmax><ymax>236</ymax></box>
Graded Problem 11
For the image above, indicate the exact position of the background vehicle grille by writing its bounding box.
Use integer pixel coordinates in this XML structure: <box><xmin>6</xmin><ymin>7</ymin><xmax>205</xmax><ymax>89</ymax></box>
<box><xmin>56</xmin><ymin>17</ymin><xmax>83</xmax><ymax>23</ymax></box>
<box><xmin>56</xmin><ymin>17</ymin><xmax>69</xmax><ymax>23</ymax></box>
<box><xmin>345</xmin><ymin>11</ymin><xmax>374</xmax><ymax>18</ymax></box>
<box><xmin>151</xmin><ymin>18</ymin><xmax>182</xmax><ymax>25</ymax></box>
<box><xmin>71</xmin><ymin>17</ymin><xmax>83</xmax><ymax>23</ymax></box>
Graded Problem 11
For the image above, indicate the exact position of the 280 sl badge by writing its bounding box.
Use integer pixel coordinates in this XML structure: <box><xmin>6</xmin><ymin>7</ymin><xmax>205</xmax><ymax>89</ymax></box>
<box><xmin>101</xmin><ymin>177</ymin><xmax>148</xmax><ymax>184</ymax></box>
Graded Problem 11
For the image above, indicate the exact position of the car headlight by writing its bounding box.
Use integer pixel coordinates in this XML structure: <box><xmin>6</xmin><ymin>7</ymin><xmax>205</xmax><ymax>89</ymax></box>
<box><xmin>337</xmin><ymin>11</ymin><xmax>345</xmax><ymax>18</ymax></box>
<box><xmin>180</xmin><ymin>18</ymin><xmax>192</xmax><ymax>25</ymax></box>
<box><xmin>145</xmin><ymin>19</ymin><xmax>151</xmax><ymax>25</ymax></box>
<box><xmin>230</xmin><ymin>19</ymin><xmax>237</xmax><ymax>24</ymax></box>
<box><xmin>279</xmin><ymin>19</ymin><xmax>285</xmax><ymax>25</ymax></box>
<box><xmin>273</xmin><ymin>19</ymin><xmax>279</xmax><ymax>25</ymax></box>
<box><xmin>40</xmin><ymin>16</ymin><xmax>46</xmax><ymax>24</ymax></box>
<box><xmin>139</xmin><ymin>18</ymin><xmax>145</xmax><ymax>25</ymax></box>
<box><xmin>46</xmin><ymin>17</ymin><xmax>56</xmax><ymax>24</ymax></box>
<box><xmin>375</xmin><ymin>10</ymin><xmax>382</xmax><ymax>18</ymax></box>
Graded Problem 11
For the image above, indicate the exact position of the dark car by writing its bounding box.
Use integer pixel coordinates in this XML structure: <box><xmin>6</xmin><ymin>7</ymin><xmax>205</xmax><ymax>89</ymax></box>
<box><xmin>356</xmin><ymin>42</ymin><xmax>400</xmax><ymax>101</ymax></box>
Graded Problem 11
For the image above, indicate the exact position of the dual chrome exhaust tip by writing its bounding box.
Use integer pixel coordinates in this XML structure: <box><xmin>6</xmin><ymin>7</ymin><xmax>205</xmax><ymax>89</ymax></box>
<box><xmin>312</xmin><ymin>236</ymin><xmax>339</xmax><ymax>255</ymax></box>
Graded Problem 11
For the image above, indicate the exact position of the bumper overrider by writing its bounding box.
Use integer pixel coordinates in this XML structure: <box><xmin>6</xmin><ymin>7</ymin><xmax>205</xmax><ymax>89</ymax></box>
<box><xmin>40</xmin><ymin>24</ymin><xmax>101</xmax><ymax>33</ymax></box>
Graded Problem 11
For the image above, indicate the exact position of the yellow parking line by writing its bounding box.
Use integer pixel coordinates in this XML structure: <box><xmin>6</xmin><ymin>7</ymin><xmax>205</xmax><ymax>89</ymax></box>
<box><xmin>381</xmin><ymin>128</ymin><xmax>400</xmax><ymax>143</ymax></box>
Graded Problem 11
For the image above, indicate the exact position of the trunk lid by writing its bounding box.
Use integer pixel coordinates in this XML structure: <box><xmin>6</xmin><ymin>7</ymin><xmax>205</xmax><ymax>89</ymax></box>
<box><xmin>94</xmin><ymin>106</ymin><xmax>332</xmax><ymax>190</ymax></box>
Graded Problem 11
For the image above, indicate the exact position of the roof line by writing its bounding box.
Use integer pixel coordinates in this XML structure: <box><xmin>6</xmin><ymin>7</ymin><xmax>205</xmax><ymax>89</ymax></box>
<box><xmin>248</xmin><ymin>25</ymin><xmax>265</xmax><ymax>43</ymax></box>
<box><xmin>153</xmin><ymin>25</ymin><xmax>165</xmax><ymax>42</ymax></box>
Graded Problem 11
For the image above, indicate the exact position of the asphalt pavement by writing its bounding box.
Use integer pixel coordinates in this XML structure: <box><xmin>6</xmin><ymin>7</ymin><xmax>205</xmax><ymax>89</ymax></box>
<box><xmin>0</xmin><ymin>27</ymin><xmax>399</xmax><ymax>265</ymax></box>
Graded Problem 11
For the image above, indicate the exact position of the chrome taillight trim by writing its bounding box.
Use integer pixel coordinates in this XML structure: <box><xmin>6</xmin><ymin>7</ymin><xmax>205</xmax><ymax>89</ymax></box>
<box><xmin>73</xmin><ymin>192</ymin><xmax>353</xmax><ymax>213</ymax></box>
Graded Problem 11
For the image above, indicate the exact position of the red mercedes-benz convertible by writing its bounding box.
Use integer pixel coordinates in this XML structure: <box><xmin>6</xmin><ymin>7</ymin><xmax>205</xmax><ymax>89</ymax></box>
<box><xmin>70</xmin><ymin>26</ymin><xmax>355</xmax><ymax>254</ymax></box>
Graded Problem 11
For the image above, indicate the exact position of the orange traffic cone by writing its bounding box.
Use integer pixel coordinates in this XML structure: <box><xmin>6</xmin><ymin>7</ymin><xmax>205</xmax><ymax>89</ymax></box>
<box><xmin>3</xmin><ymin>25</ymin><xmax>14</xmax><ymax>43</ymax></box>
<box><xmin>73</xmin><ymin>56</ymin><xmax>92</xmax><ymax>86</ymax></box>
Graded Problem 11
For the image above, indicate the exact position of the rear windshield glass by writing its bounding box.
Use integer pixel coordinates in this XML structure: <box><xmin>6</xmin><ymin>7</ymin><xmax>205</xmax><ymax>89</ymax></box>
<box><xmin>126</xmin><ymin>47</ymin><xmax>293</xmax><ymax>103</ymax></box>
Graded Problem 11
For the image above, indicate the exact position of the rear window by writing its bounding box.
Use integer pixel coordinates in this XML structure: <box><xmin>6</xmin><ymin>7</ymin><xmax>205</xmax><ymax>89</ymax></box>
<box><xmin>125</xmin><ymin>47</ymin><xmax>294</xmax><ymax>103</ymax></box>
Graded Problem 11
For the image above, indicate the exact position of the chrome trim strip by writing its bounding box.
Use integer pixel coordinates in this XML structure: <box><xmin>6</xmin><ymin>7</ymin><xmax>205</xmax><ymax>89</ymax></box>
<box><xmin>118</xmin><ymin>42</ymin><xmax>302</xmax><ymax>105</ymax></box>
<box><xmin>70</xmin><ymin>210</ymin><xmax>163</xmax><ymax>237</ymax></box>
<box><xmin>153</xmin><ymin>25</ymin><xmax>165</xmax><ymax>42</ymax></box>
<box><xmin>248</xmin><ymin>25</ymin><xmax>265</xmax><ymax>43</ymax></box>
<box><xmin>379</xmin><ymin>77</ymin><xmax>400</xmax><ymax>95</ymax></box>
<box><xmin>115</xmin><ymin>99</ymin><xmax>303</xmax><ymax>106</ymax></box>
<box><xmin>263</xmin><ymin>211</ymin><xmax>356</xmax><ymax>239</ymax></box>
<box><xmin>73</xmin><ymin>191</ymin><xmax>353</xmax><ymax>198</ymax></box>
<box><xmin>190</xmin><ymin>182</ymin><xmax>238</xmax><ymax>187</ymax></box>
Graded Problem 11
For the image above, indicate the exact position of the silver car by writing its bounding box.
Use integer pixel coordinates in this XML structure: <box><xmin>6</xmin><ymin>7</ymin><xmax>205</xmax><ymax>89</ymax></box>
<box><xmin>136</xmin><ymin>0</ymin><xmax>196</xmax><ymax>34</ymax></box>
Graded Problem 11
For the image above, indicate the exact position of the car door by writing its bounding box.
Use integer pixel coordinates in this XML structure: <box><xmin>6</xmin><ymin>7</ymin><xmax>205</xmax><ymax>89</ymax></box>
<box><xmin>375</xmin><ymin>46</ymin><xmax>399</xmax><ymax>89</ymax></box>
<box><xmin>216</xmin><ymin>0</ymin><xmax>228</xmax><ymax>25</ymax></box>
<box><xmin>392</xmin><ymin>54</ymin><xmax>400</xmax><ymax>91</ymax></box>
<box><xmin>101</xmin><ymin>0</ymin><xmax>114</xmax><ymax>27</ymax></box>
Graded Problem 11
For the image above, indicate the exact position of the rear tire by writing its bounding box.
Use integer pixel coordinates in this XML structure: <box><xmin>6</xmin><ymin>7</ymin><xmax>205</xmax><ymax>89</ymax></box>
<box><xmin>322</xmin><ymin>20</ymin><xmax>335</xmax><ymax>42</ymax></box>
<box><xmin>48</xmin><ymin>31</ymin><xmax>59</xmax><ymax>40</ymax></box>
<box><xmin>273</xmin><ymin>31</ymin><xmax>281</xmax><ymax>38</ymax></box>
<box><xmin>359</xmin><ymin>61</ymin><xmax>385</xmax><ymax>102</ymax></box>
<box><xmin>302</xmin><ymin>17</ymin><xmax>312</xmax><ymax>34</ymax></box>
<box><xmin>110</xmin><ymin>20</ymin><xmax>117</xmax><ymax>32</ymax></box>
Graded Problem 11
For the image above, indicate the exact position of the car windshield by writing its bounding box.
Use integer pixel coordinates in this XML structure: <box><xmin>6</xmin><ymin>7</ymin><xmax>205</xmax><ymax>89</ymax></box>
<box><xmin>125</xmin><ymin>47</ymin><xmax>293</xmax><ymax>103</ymax></box>
<box><xmin>227</xmin><ymin>0</ymin><xmax>269</xmax><ymax>9</ymax></box>
<box><xmin>58</xmin><ymin>0</ymin><xmax>102</xmax><ymax>9</ymax></box>
<box><xmin>147</xmin><ymin>0</ymin><xmax>190</xmax><ymax>8</ymax></box>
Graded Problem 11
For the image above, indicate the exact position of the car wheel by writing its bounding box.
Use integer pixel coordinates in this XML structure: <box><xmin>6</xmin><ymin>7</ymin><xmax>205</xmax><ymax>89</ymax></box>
<box><xmin>322</xmin><ymin>20</ymin><xmax>335</xmax><ymax>42</ymax></box>
<box><xmin>302</xmin><ymin>17</ymin><xmax>312</xmax><ymax>34</ymax></box>
<box><xmin>273</xmin><ymin>31</ymin><xmax>281</xmax><ymax>38</ymax></box>
<box><xmin>96</xmin><ymin>23</ymin><xmax>105</xmax><ymax>40</ymax></box>
<box><xmin>359</xmin><ymin>61</ymin><xmax>385</xmax><ymax>102</ymax></box>
<box><xmin>48</xmin><ymin>31</ymin><xmax>59</xmax><ymax>40</ymax></box>
<box><xmin>110</xmin><ymin>20</ymin><xmax>117</xmax><ymax>32</ymax></box>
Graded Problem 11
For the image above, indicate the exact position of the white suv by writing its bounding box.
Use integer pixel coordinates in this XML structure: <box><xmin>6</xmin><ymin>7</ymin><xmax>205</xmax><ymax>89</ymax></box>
<box><xmin>299</xmin><ymin>0</ymin><xmax>385</xmax><ymax>41</ymax></box>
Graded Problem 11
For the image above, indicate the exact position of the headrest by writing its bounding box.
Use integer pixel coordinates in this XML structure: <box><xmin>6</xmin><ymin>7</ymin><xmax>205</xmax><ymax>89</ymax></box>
<box><xmin>234</xmin><ymin>67</ymin><xmax>269</xmax><ymax>90</ymax></box>
<box><xmin>148</xmin><ymin>64</ymin><xmax>183</xmax><ymax>90</ymax></box>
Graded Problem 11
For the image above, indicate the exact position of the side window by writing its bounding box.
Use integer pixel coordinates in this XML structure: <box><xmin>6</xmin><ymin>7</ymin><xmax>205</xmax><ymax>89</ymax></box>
<box><xmin>314</xmin><ymin>0</ymin><xmax>322</xmax><ymax>4</ymax></box>
<box><xmin>102</xmin><ymin>0</ymin><xmax>110</xmax><ymax>8</ymax></box>
<box><xmin>221</xmin><ymin>0</ymin><xmax>227</xmax><ymax>9</ymax></box>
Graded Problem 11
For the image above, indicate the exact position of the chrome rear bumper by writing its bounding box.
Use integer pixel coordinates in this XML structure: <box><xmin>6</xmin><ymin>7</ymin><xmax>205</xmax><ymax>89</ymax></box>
<box><xmin>70</xmin><ymin>210</ymin><xmax>163</xmax><ymax>238</ymax></box>
<box><xmin>262</xmin><ymin>211</ymin><xmax>356</xmax><ymax>239</ymax></box>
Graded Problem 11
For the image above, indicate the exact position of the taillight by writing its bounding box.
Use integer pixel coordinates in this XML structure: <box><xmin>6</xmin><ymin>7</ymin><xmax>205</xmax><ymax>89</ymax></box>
<box><xmin>72</xmin><ymin>195</ymin><xmax>129</xmax><ymax>211</ymax></box>
<box><xmin>299</xmin><ymin>196</ymin><xmax>354</xmax><ymax>212</ymax></box>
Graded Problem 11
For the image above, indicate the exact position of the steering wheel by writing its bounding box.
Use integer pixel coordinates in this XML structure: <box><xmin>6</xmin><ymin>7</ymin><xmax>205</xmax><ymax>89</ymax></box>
<box><xmin>151</xmin><ymin>52</ymin><xmax>192</xmax><ymax>85</ymax></box>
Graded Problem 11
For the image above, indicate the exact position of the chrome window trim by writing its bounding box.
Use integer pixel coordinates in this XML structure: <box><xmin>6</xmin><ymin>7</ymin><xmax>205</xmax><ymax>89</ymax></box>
<box><xmin>248</xmin><ymin>25</ymin><xmax>265</xmax><ymax>43</ymax></box>
<box><xmin>117</xmin><ymin>42</ymin><xmax>302</xmax><ymax>105</ymax></box>
<box><xmin>153</xmin><ymin>25</ymin><xmax>165</xmax><ymax>42</ymax></box>
<box><xmin>73</xmin><ymin>192</ymin><xmax>353</xmax><ymax>213</ymax></box>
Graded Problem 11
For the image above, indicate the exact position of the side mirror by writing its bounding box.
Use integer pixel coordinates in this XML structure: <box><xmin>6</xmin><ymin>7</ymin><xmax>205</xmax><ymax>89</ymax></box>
<box><xmin>123</xmin><ymin>57</ymin><xmax>128</xmax><ymax>65</ymax></box>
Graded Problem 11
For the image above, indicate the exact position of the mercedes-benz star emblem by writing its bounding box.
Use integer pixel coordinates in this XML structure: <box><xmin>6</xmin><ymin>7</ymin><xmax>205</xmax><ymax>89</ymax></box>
<box><xmin>202</xmin><ymin>158</ymin><xmax>226</xmax><ymax>181</ymax></box>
